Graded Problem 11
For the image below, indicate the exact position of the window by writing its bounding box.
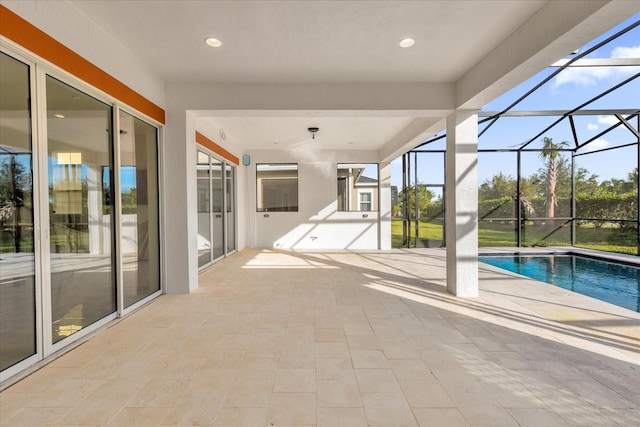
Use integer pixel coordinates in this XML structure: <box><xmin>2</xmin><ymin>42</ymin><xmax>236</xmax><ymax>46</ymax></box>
<box><xmin>359</xmin><ymin>191</ymin><xmax>373</xmax><ymax>211</ymax></box>
<box><xmin>257</xmin><ymin>163</ymin><xmax>298</xmax><ymax>212</ymax></box>
<box><xmin>337</xmin><ymin>163</ymin><xmax>378</xmax><ymax>211</ymax></box>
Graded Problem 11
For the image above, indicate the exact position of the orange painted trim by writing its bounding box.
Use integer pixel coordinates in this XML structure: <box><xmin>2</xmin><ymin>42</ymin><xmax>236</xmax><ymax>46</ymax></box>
<box><xmin>0</xmin><ymin>5</ymin><xmax>165</xmax><ymax>124</ymax></box>
<box><xmin>196</xmin><ymin>131</ymin><xmax>240</xmax><ymax>165</ymax></box>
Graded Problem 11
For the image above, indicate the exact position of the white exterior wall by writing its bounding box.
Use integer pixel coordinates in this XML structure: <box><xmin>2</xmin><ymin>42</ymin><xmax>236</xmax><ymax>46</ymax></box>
<box><xmin>247</xmin><ymin>149</ymin><xmax>386</xmax><ymax>250</ymax></box>
<box><xmin>2</xmin><ymin>1</ymin><xmax>166</xmax><ymax>108</ymax></box>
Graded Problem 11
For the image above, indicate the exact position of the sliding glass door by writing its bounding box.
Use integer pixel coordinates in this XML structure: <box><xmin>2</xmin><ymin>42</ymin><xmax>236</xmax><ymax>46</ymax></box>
<box><xmin>196</xmin><ymin>149</ymin><xmax>236</xmax><ymax>269</ymax></box>
<box><xmin>211</xmin><ymin>157</ymin><xmax>224</xmax><ymax>261</ymax></box>
<box><xmin>46</xmin><ymin>76</ymin><xmax>116</xmax><ymax>344</ymax></box>
<box><xmin>119</xmin><ymin>111</ymin><xmax>160</xmax><ymax>308</ymax></box>
<box><xmin>0</xmin><ymin>52</ymin><xmax>37</xmax><ymax>371</ymax></box>
<box><xmin>1</xmin><ymin>48</ymin><xmax>162</xmax><ymax>380</ymax></box>
<box><xmin>226</xmin><ymin>163</ymin><xmax>236</xmax><ymax>253</ymax></box>
<box><xmin>197</xmin><ymin>151</ymin><xmax>212</xmax><ymax>268</ymax></box>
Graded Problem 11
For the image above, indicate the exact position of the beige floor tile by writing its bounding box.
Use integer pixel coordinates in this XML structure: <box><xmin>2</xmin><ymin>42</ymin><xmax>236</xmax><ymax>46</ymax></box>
<box><xmin>108</xmin><ymin>407</ymin><xmax>169</xmax><ymax>426</ymax></box>
<box><xmin>344</xmin><ymin>322</ymin><xmax>375</xmax><ymax>336</ymax></box>
<box><xmin>237</xmin><ymin>357</ymin><xmax>279</xmax><ymax>380</ymax></box>
<box><xmin>274</xmin><ymin>368</ymin><xmax>316</xmax><ymax>392</ymax></box>
<box><xmin>508</xmin><ymin>408</ymin><xmax>570</xmax><ymax>426</ymax></box>
<box><xmin>454</xmin><ymin>393</ymin><xmax>518</xmax><ymax>426</ymax></box>
<box><xmin>388</xmin><ymin>359</ymin><xmax>431</xmax><ymax>380</ymax></box>
<box><xmin>0</xmin><ymin>391</ymin><xmax>35</xmax><ymax>420</ymax></box>
<box><xmin>126</xmin><ymin>378</ymin><xmax>188</xmax><ymax>408</ymax></box>
<box><xmin>0</xmin><ymin>407</ymin><xmax>71</xmax><ymax>427</ymax></box>
<box><xmin>346</xmin><ymin>335</ymin><xmax>381</xmax><ymax>350</ymax></box>
<box><xmin>211</xmin><ymin>333</ymin><xmax>254</xmax><ymax>350</ymax></box>
<box><xmin>316</xmin><ymin>342</ymin><xmax>350</xmax><ymax>358</ymax></box>
<box><xmin>26</xmin><ymin>378</ymin><xmax>106</xmax><ymax>408</ymax></box>
<box><xmin>3</xmin><ymin>248</ymin><xmax>640</xmax><ymax>427</ymax></box>
<box><xmin>266</xmin><ymin>392</ymin><xmax>316</xmax><ymax>426</ymax></box>
<box><xmin>351</xmin><ymin>349</ymin><xmax>389</xmax><ymax>368</ymax></box>
<box><xmin>222</xmin><ymin>378</ymin><xmax>273</xmax><ymax>408</ymax></box>
<box><xmin>413</xmin><ymin>408</ymin><xmax>469</xmax><ymax>427</ymax></box>
<box><xmin>361</xmin><ymin>392</ymin><xmax>417</xmax><ymax>426</ymax></box>
<box><xmin>381</xmin><ymin>341</ymin><xmax>420</xmax><ymax>359</ymax></box>
<box><xmin>3</xmin><ymin>367</ymin><xmax>75</xmax><ymax>394</ymax></box>
<box><xmin>212</xmin><ymin>407</ymin><xmax>268</xmax><ymax>426</ymax></box>
<box><xmin>316</xmin><ymin>358</ymin><xmax>355</xmax><ymax>380</ymax></box>
<box><xmin>355</xmin><ymin>369</ymin><xmax>402</xmax><ymax>393</ymax></box>
<box><xmin>168</xmin><ymin>391</ymin><xmax>226</xmax><ymax>425</ymax></box>
<box><xmin>315</xmin><ymin>328</ymin><xmax>346</xmax><ymax>342</ymax></box>
<box><xmin>399</xmin><ymin>379</ymin><xmax>455</xmax><ymax>408</ymax></box>
<box><xmin>317</xmin><ymin>407</ymin><xmax>368</xmax><ymax>427</ymax></box>
<box><xmin>317</xmin><ymin>379</ymin><xmax>362</xmax><ymax>407</ymax></box>
<box><xmin>55</xmin><ymin>380</ymin><xmax>140</xmax><ymax>425</ymax></box>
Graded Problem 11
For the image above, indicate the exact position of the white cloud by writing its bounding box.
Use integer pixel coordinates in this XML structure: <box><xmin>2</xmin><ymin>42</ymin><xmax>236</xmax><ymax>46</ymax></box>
<box><xmin>586</xmin><ymin>123</ymin><xmax>599</xmax><ymax>131</ymax></box>
<box><xmin>612</xmin><ymin>45</ymin><xmax>640</xmax><ymax>58</ymax></box>
<box><xmin>584</xmin><ymin>138</ymin><xmax>609</xmax><ymax>152</ymax></box>
<box><xmin>553</xmin><ymin>44</ymin><xmax>640</xmax><ymax>88</ymax></box>
<box><xmin>597</xmin><ymin>115</ymin><xmax>618</xmax><ymax>125</ymax></box>
<box><xmin>554</xmin><ymin>67</ymin><xmax>613</xmax><ymax>87</ymax></box>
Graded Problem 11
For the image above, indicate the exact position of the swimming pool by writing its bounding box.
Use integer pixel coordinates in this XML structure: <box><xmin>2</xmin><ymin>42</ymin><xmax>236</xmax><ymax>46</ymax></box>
<box><xmin>479</xmin><ymin>254</ymin><xmax>640</xmax><ymax>312</ymax></box>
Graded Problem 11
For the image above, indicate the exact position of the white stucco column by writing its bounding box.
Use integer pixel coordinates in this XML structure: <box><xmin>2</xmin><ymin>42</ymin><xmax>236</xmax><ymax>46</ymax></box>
<box><xmin>379</xmin><ymin>161</ymin><xmax>392</xmax><ymax>250</ymax></box>
<box><xmin>163</xmin><ymin>108</ymin><xmax>198</xmax><ymax>293</ymax></box>
<box><xmin>445</xmin><ymin>111</ymin><xmax>478</xmax><ymax>297</ymax></box>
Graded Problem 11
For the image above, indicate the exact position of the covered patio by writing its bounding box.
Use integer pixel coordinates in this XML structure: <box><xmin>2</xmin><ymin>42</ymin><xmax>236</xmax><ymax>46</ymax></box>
<box><xmin>2</xmin><ymin>249</ymin><xmax>638</xmax><ymax>426</ymax></box>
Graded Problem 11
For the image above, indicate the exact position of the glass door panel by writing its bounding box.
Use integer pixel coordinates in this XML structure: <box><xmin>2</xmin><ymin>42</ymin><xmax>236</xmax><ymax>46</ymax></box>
<box><xmin>211</xmin><ymin>158</ymin><xmax>224</xmax><ymax>260</ymax></box>
<box><xmin>119</xmin><ymin>111</ymin><xmax>160</xmax><ymax>307</ymax></box>
<box><xmin>46</xmin><ymin>76</ymin><xmax>115</xmax><ymax>344</ymax></box>
<box><xmin>0</xmin><ymin>53</ymin><xmax>37</xmax><ymax>371</ymax></box>
<box><xmin>225</xmin><ymin>163</ymin><xmax>236</xmax><ymax>252</ymax></box>
<box><xmin>197</xmin><ymin>151</ymin><xmax>211</xmax><ymax>268</ymax></box>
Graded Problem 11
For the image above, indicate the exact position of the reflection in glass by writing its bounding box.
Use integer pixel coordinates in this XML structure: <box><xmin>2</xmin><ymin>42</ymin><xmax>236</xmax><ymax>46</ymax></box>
<box><xmin>197</xmin><ymin>151</ymin><xmax>211</xmax><ymax>267</ymax></box>
<box><xmin>211</xmin><ymin>158</ymin><xmax>224</xmax><ymax>260</ymax></box>
<box><xmin>47</xmin><ymin>76</ymin><xmax>115</xmax><ymax>343</ymax></box>
<box><xmin>257</xmin><ymin>164</ymin><xmax>298</xmax><ymax>212</ymax></box>
<box><xmin>225</xmin><ymin>163</ymin><xmax>236</xmax><ymax>252</ymax></box>
<box><xmin>337</xmin><ymin>163</ymin><xmax>378</xmax><ymax>211</ymax></box>
<box><xmin>119</xmin><ymin>111</ymin><xmax>160</xmax><ymax>307</ymax></box>
<box><xmin>0</xmin><ymin>53</ymin><xmax>36</xmax><ymax>371</ymax></box>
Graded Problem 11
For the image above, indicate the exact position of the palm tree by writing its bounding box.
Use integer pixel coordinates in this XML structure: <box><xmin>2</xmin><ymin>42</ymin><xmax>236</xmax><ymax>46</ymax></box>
<box><xmin>539</xmin><ymin>137</ymin><xmax>568</xmax><ymax>222</ymax></box>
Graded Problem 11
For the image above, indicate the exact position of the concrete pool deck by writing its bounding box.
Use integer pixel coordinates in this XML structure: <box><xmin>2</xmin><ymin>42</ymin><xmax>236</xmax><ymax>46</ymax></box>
<box><xmin>1</xmin><ymin>248</ymin><xmax>639</xmax><ymax>426</ymax></box>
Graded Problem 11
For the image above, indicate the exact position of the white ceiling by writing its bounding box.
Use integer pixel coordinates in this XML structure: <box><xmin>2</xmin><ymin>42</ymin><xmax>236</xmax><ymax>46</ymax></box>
<box><xmin>70</xmin><ymin>0</ymin><xmax>546</xmax><ymax>84</ymax></box>
<box><xmin>196</xmin><ymin>115</ymin><xmax>420</xmax><ymax>151</ymax></box>
<box><xmin>62</xmin><ymin>0</ymin><xmax>630</xmax><ymax>154</ymax></box>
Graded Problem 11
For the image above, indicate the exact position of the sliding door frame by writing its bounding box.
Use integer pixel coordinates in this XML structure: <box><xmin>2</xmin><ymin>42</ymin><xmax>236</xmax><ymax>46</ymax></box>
<box><xmin>196</xmin><ymin>146</ymin><xmax>237</xmax><ymax>271</ymax></box>
<box><xmin>0</xmin><ymin>42</ymin><xmax>164</xmax><ymax>384</ymax></box>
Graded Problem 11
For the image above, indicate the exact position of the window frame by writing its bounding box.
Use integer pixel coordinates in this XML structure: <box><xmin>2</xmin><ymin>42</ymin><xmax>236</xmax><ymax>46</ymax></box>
<box><xmin>256</xmin><ymin>163</ymin><xmax>299</xmax><ymax>212</ymax></box>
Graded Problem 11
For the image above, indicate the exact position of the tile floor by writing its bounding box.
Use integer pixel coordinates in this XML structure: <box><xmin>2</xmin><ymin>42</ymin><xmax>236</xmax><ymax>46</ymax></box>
<box><xmin>1</xmin><ymin>248</ymin><xmax>639</xmax><ymax>426</ymax></box>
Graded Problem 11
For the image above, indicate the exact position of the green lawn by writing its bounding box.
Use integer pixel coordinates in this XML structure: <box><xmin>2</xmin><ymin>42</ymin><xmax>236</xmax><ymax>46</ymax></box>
<box><xmin>391</xmin><ymin>218</ymin><xmax>637</xmax><ymax>255</ymax></box>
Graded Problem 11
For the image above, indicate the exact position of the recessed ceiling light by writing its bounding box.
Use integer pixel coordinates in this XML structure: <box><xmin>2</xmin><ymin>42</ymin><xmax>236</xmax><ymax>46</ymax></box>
<box><xmin>54</xmin><ymin>114</ymin><xmax>65</xmax><ymax>119</ymax></box>
<box><xmin>399</xmin><ymin>38</ymin><xmax>415</xmax><ymax>48</ymax></box>
<box><xmin>205</xmin><ymin>37</ymin><xmax>223</xmax><ymax>48</ymax></box>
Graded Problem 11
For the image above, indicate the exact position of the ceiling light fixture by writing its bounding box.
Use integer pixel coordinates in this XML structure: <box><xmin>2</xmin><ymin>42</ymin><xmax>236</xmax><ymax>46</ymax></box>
<box><xmin>205</xmin><ymin>37</ymin><xmax>223</xmax><ymax>48</ymax></box>
<box><xmin>54</xmin><ymin>114</ymin><xmax>65</xmax><ymax>119</ymax></box>
<box><xmin>399</xmin><ymin>38</ymin><xmax>415</xmax><ymax>48</ymax></box>
<box><xmin>308</xmin><ymin>127</ymin><xmax>319</xmax><ymax>139</ymax></box>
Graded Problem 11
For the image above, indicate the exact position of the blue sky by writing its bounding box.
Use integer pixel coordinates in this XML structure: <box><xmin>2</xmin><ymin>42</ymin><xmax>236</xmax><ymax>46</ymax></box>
<box><xmin>391</xmin><ymin>13</ymin><xmax>640</xmax><ymax>189</ymax></box>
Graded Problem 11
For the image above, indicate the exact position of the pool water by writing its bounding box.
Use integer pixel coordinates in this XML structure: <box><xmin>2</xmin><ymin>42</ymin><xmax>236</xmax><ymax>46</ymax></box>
<box><xmin>479</xmin><ymin>254</ymin><xmax>640</xmax><ymax>312</ymax></box>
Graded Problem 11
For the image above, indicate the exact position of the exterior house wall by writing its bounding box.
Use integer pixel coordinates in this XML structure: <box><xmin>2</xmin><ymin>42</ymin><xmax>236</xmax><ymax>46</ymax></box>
<box><xmin>247</xmin><ymin>149</ymin><xmax>387</xmax><ymax>250</ymax></box>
